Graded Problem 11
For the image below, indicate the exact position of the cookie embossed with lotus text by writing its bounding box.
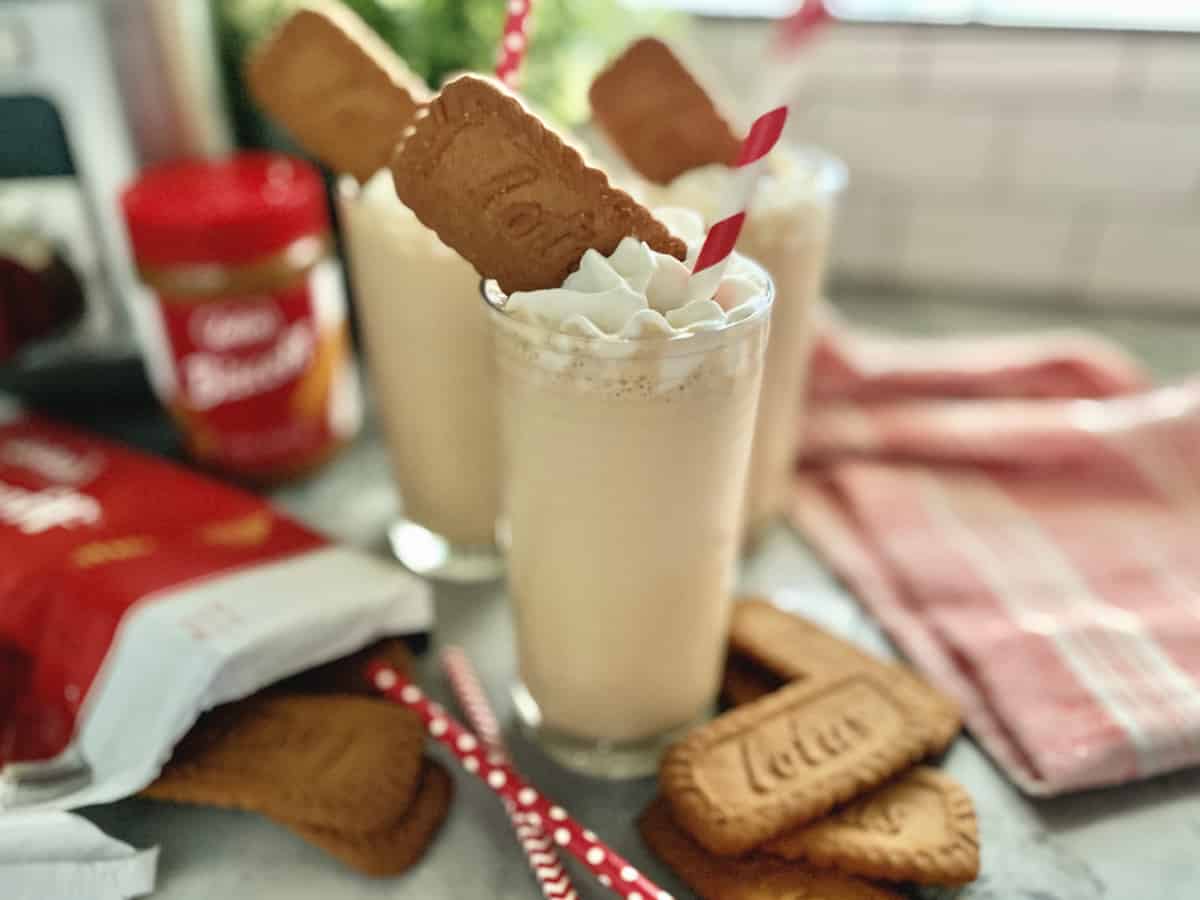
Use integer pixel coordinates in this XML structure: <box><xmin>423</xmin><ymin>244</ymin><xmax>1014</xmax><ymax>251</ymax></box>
<box><xmin>729</xmin><ymin>597</ymin><xmax>962</xmax><ymax>756</ymax></box>
<box><xmin>661</xmin><ymin>674</ymin><xmax>929</xmax><ymax>856</ymax></box>
<box><xmin>638</xmin><ymin>795</ymin><xmax>904</xmax><ymax>900</ymax></box>
<box><xmin>589</xmin><ymin>37</ymin><xmax>742</xmax><ymax>185</ymax></box>
<box><xmin>763</xmin><ymin>766</ymin><xmax>981</xmax><ymax>885</ymax></box>
<box><xmin>390</xmin><ymin>74</ymin><xmax>686</xmax><ymax>294</ymax></box>
<box><xmin>246</xmin><ymin>3</ymin><xmax>431</xmax><ymax>182</ymax></box>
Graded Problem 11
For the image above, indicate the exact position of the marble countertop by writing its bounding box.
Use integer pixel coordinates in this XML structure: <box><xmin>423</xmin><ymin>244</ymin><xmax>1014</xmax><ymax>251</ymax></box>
<box><xmin>82</xmin><ymin>294</ymin><xmax>1200</xmax><ymax>899</ymax></box>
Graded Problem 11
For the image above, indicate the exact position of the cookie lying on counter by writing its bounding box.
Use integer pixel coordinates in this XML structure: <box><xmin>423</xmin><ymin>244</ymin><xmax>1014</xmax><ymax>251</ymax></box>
<box><xmin>641</xmin><ymin>598</ymin><xmax>980</xmax><ymax>897</ymax></box>
<box><xmin>142</xmin><ymin>640</ymin><xmax>452</xmax><ymax>877</ymax></box>
<box><xmin>640</xmin><ymin>796</ymin><xmax>903</xmax><ymax>900</ymax></box>
<box><xmin>723</xmin><ymin>597</ymin><xmax>963</xmax><ymax>756</ymax></box>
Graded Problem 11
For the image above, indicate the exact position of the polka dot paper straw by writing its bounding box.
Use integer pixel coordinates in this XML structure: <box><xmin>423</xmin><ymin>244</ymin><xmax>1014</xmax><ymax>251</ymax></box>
<box><xmin>496</xmin><ymin>0</ymin><xmax>534</xmax><ymax>89</ymax></box>
<box><xmin>688</xmin><ymin>105</ymin><xmax>790</xmax><ymax>304</ymax></box>
<box><xmin>370</xmin><ymin>663</ymin><xmax>672</xmax><ymax>900</ymax></box>
<box><xmin>441</xmin><ymin>647</ymin><xmax>578</xmax><ymax>900</ymax></box>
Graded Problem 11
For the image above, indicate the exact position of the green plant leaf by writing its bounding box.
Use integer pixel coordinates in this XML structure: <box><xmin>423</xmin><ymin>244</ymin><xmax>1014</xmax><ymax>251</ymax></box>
<box><xmin>215</xmin><ymin>0</ymin><xmax>680</xmax><ymax>144</ymax></box>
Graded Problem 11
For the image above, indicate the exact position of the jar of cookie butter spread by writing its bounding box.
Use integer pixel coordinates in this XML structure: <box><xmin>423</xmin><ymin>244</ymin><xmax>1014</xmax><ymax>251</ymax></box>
<box><xmin>122</xmin><ymin>153</ymin><xmax>360</xmax><ymax>482</ymax></box>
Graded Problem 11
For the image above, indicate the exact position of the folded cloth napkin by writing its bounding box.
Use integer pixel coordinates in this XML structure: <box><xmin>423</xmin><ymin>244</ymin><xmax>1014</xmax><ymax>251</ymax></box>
<box><xmin>792</xmin><ymin>313</ymin><xmax>1200</xmax><ymax>795</ymax></box>
<box><xmin>0</xmin><ymin>811</ymin><xmax>157</xmax><ymax>900</ymax></box>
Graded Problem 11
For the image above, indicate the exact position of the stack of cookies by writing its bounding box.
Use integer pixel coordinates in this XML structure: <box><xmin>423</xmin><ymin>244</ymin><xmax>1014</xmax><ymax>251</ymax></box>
<box><xmin>142</xmin><ymin>641</ymin><xmax>453</xmax><ymax>877</ymax></box>
<box><xmin>641</xmin><ymin>600</ymin><xmax>980</xmax><ymax>899</ymax></box>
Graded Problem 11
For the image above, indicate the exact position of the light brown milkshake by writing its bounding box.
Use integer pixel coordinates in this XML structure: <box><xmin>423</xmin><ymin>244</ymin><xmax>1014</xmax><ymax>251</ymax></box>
<box><xmin>488</xmin><ymin>216</ymin><xmax>773</xmax><ymax>775</ymax></box>
<box><xmin>648</xmin><ymin>148</ymin><xmax>846</xmax><ymax>545</ymax></box>
<box><xmin>339</xmin><ymin>174</ymin><xmax>502</xmax><ymax>580</ymax></box>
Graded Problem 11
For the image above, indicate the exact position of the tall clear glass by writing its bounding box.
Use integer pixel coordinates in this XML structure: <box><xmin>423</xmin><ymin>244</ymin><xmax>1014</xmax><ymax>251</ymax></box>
<box><xmin>646</xmin><ymin>147</ymin><xmax>847</xmax><ymax>548</ymax></box>
<box><xmin>486</xmin><ymin>268</ymin><xmax>773</xmax><ymax>777</ymax></box>
<box><xmin>738</xmin><ymin>149</ymin><xmax>846</xmax><ymax>547</ymax></box>
<box><xmin>339</xmin><ymin>177</ymin><xmax>503</xmax><ymax>582</ymax></box>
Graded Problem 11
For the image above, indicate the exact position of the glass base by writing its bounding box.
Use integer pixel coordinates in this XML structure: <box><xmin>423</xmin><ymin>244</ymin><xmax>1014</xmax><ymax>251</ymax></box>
<box><xmin>511</xmin><ymin>683</ymin><xmax>708</xmax><ymax>779</ymax></box>
<box><xmin>388</xmin><ymin>519</ymin><xmax>504</xmax><ymax>584</ymax></box>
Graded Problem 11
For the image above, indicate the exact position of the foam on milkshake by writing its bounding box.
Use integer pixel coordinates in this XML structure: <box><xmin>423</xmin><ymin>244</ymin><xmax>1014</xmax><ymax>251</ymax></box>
<box><xmin>503</xmin><ymin>209</ymin><xmax>770</xmax><ymax>340</ymax></box>
<box><xmin>644</xmin><ymin>150</ymin><xmax>834</xmax><ymax>246</ymax></box>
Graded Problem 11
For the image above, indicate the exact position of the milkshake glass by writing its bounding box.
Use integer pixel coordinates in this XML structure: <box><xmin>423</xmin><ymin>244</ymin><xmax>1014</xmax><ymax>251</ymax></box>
<box><xmin>486</xmin><ymin>231</ymin><xmax>773</xmax><ymax>777</ymax></box>
<box><xmin>339</xmin><ymin>174</ymin><xmax>503</xmax><ymax>581</ymax></box>
<box><xmin>648</xmin><ymin>147</ymin><xmax>846</xmax><ymax>547</ymax></box>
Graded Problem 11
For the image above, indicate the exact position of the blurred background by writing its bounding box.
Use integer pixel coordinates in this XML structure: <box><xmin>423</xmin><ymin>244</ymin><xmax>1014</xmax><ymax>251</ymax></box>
<box><xmin>0</xmin><ymin>0</ymin><xmax>1196</xmax><ymax>412</ymax></box>
<box><xmin>685</xmin><ymin>1</ymin><xmax>1200</xmax><ymax>308</ymax></box>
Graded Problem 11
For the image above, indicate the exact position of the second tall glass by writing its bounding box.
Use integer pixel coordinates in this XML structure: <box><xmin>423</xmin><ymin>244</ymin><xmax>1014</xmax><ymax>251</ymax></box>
<box><xmin>339</xmin><ymin>175</ymin><xmax>503</xmax><ymax>581</ymax></box>
<box><xmin>649</xmin><ymin>147</ymin><xmax>847</xmax><ymax>547</ymax></box>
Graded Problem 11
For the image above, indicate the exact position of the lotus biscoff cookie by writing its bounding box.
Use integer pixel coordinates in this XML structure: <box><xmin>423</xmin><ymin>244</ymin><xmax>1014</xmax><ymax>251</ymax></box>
<box><xmin>288</xmin><ymin>759</ymin><xmax>454</xmax><ymax>877</ymax></box>
<box><xmin>589</xmin><ymin>37</ymin><xmax>742</xmax><ymax>185</ymax></box>
<box><xmin>721</xmin><ymin>651</ymin><xmax>785</xmax><ymax>707</ymax></box>
<box><xmin>638</xmin><ymin>796</ymin><xmax>903</xmax><ymax>900</ymax></box>
<box><xmin>763</xmin><ymin>766</ymin><xmax>981</xmax><ymax>885</ymax></box>
<box><xmin>660</xmin><ymin>673</ymin><xmax>929</xmax><ymax>856</ymax></box>
<box><xmin>389</xmin><ymin>74</ymin><xmax>686</xmax><ymax>293</ymax></box>
<box><xmin>142</xmin><ymin>693</ymin><xmax>425</xmax><ymax>834</ymax></box>
<box><xmin>729</xmin><ymin>597</ymin><xmax>963</xmax><ymax>755</ymax></box>
<box><xmin>246</xmin><ymin>3</ymin><xmax>431</xmax><ymax>182</ymax></box>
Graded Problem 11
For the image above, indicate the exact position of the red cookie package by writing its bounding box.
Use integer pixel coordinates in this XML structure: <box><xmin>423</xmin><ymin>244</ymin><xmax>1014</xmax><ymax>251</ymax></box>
<box><xmin>0</xmin><ymin>397</ymin><xmax>430</xmax><ymax>810</ymax></box>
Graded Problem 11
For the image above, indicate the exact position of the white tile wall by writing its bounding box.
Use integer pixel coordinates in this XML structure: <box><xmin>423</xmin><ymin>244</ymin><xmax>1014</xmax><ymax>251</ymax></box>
<box><xmin>801</xmin><ymin>24</ymin><xmax>921</xmax><ymax>92</ymax></box>
<box><xmin>687</xmin><ymin>21</ymin><xmax>920</xmax><ymax>107</ymax></box>
<box><xmin>830</xmin><ymin>191</ymin><xmax>907</xmax><ymax>277</ymax></box>
<box><xmin>1138</xmin><ymin>36</ymin><xmax>1200</xmax><ymax>105</ymax></box>
<box><xmin>1090</xmin><ymin>221</ymin><xmax>1200</xmax><ymax>305</ymax></box>
<box><xmin>924</xmin><ymin>30</ymin><xmax>1128</xmax><ymax>100</ymax></box>
<box><xmin>1008</xmin><ymin>115</ymin><xmax>1200</xmax><ymax>196</ymax></box>
<box><xmin>814</xmin><ymin>102</ymin><xmax>999</xmax><ymax>187</ymax></box>
<box><xmin>899</xmin><ymin>207</ymin><xmax>1082</xmax><ymax>294</ymax></box>
<box><xmin>686</xmin><ymin>19</ymin><xmax>1200</xmax><ymax>308</ymax></box>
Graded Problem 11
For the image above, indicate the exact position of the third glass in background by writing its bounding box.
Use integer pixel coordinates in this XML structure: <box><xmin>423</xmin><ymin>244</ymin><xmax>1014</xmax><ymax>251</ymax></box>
<box><xmin>651</xmin><ymin>147</ymin><xmax>847</xmax><ymax>547</ymax></box>
<box><xmin>339</xmin><ymin>174</ymin><xmax>503</xmax><ymax>582</ymax></box>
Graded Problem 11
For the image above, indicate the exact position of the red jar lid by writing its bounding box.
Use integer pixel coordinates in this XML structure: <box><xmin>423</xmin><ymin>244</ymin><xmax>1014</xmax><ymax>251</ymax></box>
<box><xmin>121</xmin><ymin>152</ymin><xmax>329</xmax><ymax>267</ymax></box>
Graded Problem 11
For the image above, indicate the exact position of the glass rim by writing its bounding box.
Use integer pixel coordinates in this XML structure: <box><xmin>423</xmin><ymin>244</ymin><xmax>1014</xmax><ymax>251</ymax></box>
<box><xmin>479</xmin><ymin>256</ymin><xmax>775</xmax><ymax>355</ymax></box>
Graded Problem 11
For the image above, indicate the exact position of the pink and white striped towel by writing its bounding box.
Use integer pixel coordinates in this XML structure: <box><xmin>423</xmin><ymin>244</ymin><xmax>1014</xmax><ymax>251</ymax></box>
<box><xmin>792</xmin><ymin>313</ymin><xmax>1200</xmax><ymax>795</ymax></box>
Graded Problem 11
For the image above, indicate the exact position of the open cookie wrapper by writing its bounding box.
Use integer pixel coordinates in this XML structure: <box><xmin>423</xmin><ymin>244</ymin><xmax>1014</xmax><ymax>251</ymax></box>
<box><xmin>0</xmin><ymin>395</ymin><xmax>432</xmax><ymax>812</ymax></box>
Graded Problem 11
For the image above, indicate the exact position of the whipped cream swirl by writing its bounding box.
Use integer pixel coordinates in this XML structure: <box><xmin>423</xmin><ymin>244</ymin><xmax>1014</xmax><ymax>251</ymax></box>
<box><xmin>503</xmin><ymin>209</ymin><xmax>769</xmax><ymax>340</ymax></box>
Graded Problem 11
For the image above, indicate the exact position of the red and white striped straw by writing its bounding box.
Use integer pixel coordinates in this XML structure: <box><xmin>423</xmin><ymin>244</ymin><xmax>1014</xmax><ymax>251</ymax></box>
<box><xmin>441</xmin><ymin>647</ymin><xmax>504</xmax><ymax>750</ymax></box>
<box><xmin>441</xmin><ymin>647</ymin><xmax>577</xmax><ymax>900</ymax></box>
<box><xmin>752</xmin><ymin>0</ymin><xmax>833</xmax><ymax>122</ymax></box>
<box><xmin>688</xmin><ymin>1</ymin><xmax>828</xmax><ymax>303</ymax></box>
<box><xmin>688</xmin><ymin>105</ymin><xmax>790</xmax><ymax>304</ymax></box>
<box><xmin>370</xmin><ymin>664</ymin><xmax>673</xmax><ymax>900</ymax></box>
<box><xmin>496</xmin><ymin>0</ymin><xmax>535</xmax><ymax>89</ymax></box>
<box><xmin>773</xmin><ymin>0</ymin><xmax>832</xmax><ymax>56</ymax></box>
